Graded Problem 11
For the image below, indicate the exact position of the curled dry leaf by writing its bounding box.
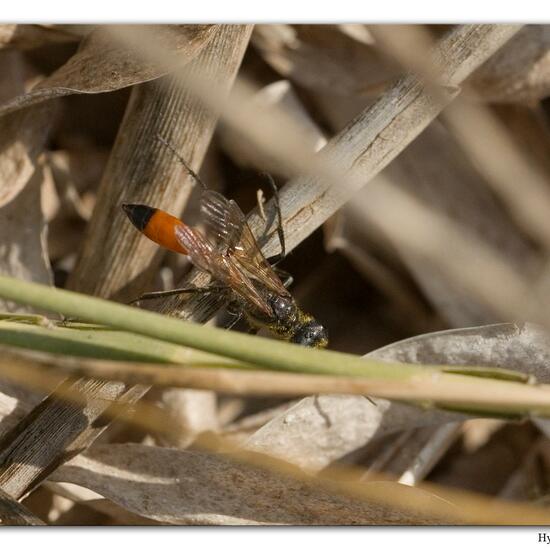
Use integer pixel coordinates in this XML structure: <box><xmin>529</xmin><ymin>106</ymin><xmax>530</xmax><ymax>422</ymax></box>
<box><xmin>0</xmin><ymin>51</ymin><xmax>55</xmax><ymax>208</ymax></box>
<box><xmin>469</xmin><ymin>25</ymin><xmax>550</xmax><ymax>103</ymax></box>
<box><xmin>50</xmin><ymin>443</ymin><xmax>447</xmax><ymax>525</ymax></box>
<box><xmin>252</xmin><ymin>24</ymin><xmax>400</xmax><ymax>97</ymax></box>
<box><xmin>246</xmin><ymin>323</ymin><xmax>550</xmax><ymax>471</ymax></box>
<box><xmin>0</xmin><ymin>25</ymin><xmax>80</xmax><ymax>50</ymax></box>
<box><xmin>0</xmin><ymin>24</ymin><xmax>218</xmax><ymax>118</ymax></box>
<box><xmin>0</xmin><ymin>167</ymin><xmax>53</xmax><ymax>313</ymax></box>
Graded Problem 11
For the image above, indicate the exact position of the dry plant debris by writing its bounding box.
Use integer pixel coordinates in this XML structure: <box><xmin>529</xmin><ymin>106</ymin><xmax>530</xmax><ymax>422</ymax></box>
<box><xmin>2</xmin><ymin>23</ymin><xmax>550</xmax><ymax>527</ymax></box>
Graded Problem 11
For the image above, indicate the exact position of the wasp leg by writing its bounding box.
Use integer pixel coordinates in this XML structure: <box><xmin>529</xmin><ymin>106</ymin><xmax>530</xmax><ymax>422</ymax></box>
<box><xmin>224</xmin><ymin>304</ymin><xmax>244</xmax><ymax>330</ymax></box>
<box><xmin>260</xmin><ymin>172</ymin><xmax>286</xmax><ymax>266</ymax></box>
<box><xmin>273</xmin><ymin>267</ymin><xmax>294</xmax><ymax>289</ymax></box>
<box><xmin>129</xmin><ymin>285</ymin><xmax>228</xmax><ymax>305</ymax></box>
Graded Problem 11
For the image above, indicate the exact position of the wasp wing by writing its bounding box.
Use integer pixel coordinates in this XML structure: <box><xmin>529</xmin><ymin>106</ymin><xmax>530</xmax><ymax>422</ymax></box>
<box><xmin>146</xmin><ymin>283</ymin><xmax>232</xmax><ymax>324</ymax></box>
<box><xmin>200</xmin><ymin>190</ymin><xmax>289</xmax><ymax>297</ymax></box>
<box><xmin>174</xmin><ymin>222</ymin><xmax>272</xmax><ymax>316</ymax></box>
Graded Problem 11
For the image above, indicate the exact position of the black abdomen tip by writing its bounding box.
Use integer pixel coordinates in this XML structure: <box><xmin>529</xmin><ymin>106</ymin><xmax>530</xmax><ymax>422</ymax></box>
<box><xmin>121</xmin><ymin>203</ymin><xmax>156</xmax><ymax>231</ymax></box>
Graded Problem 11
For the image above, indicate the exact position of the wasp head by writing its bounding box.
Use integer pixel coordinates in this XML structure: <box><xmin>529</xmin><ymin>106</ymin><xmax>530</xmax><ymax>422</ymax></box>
<box><xmin>291</xmin><ymin>320</ymin><xmax>328</xmax><ymax>348</ymax></box>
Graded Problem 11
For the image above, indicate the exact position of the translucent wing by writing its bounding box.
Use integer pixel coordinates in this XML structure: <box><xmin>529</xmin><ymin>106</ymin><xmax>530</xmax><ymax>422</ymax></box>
<box><xmin>147</xmin><ymin>283</ymin><xmax>232</xmax><ymax>324</ymax></box>
<box><xmin>174</xmin><ymin>222</ymin><xmax>272</xmax><ymax>316</ymax></box>
<box><xmin>200</xmin><ymin>190</ymin><xmax>289</xmax><ymax>296</ymax></box>
<box><xmin>200</xmin><ymin>189</ymin><xmax>243</xmax><ymax>254</ymax></box>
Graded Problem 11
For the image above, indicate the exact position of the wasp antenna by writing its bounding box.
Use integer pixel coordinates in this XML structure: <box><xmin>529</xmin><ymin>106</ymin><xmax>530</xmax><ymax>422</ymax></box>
<box><xmin>155</xmin><ymin>133</ymin><xmax>207</xmax><ymax>190</ymax></box>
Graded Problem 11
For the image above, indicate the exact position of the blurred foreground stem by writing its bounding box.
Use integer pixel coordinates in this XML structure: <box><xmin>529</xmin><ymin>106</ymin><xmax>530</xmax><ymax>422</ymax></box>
<box><xmin>1</xmin><ymin>276</ymin><xmax>550</xmax><ymax>418</ymax></box>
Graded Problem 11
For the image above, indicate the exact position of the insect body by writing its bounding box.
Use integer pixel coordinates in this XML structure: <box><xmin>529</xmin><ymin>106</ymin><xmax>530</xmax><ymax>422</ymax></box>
<box><xmin>122</xmin><ymin>189</ymin><xmax>328</xmax><ymax>348</ymax></box>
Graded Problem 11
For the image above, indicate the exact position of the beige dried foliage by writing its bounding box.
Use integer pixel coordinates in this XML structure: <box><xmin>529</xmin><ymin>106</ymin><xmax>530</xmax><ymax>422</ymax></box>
<box><xmin>0</xmin><ymin>380</ymin><xmax>43</xmax><ymax>440</ymax></box>
<box><xmin>0</xmin><ymin>167</ymin><xmax>53</xmax><ymax>312</ymax></box>
<box><xmin>49</xmin><ymin>442</ymin><xmax>450</xmax><ymax>525</ymax></box>
<box><xmin>360</xmin><ymin>423</ymin><xmax>462</xmax><ymax>487</ymax></box>
<box><xmin>443</xmin><ymin>101</ymin><xmax>550</xmax><ymax>252</ymax></box>
<box><xmin>431</xmin><ymin>422</ymin><xmax>540</xmax><ymax>496</ymax></box>
<box><xmin>0</xmin><ymin>51</ymin><xmax>55</xmax><ymax>208</ymax></box>
<box><xmin>373</xmin><ymin>120</ymin><xmax>537</xmax><ymax>326</ymax></box>
<box><xmin>45</xmin><ymin>149</ymin><xmax>103</xmax><ymax>262</ymax></box>
<box><xmin>252</xmin><ymin>24</ymin><xmax>400</xmax><ymax>97</ymax></box>
<box><xmin>469</xmin><ymin>25</ymin><xmax>550</xmax><ymax>103</ymax></box>
<box><xmin>153</xmin><ymin>388</ymin><xmax>219</xmax><ymax>448</ymax></box>
<box><xmin>0</xmin><ymin>25</ymin><xmax>80</xmax><ymax>50</ymax></box>
<box><xmin>498</xmin><ymin>438</ymin><xmax>550</xmax><ymax>502</ymax></box>
<box><xmin>0</xmin><ymin>25</ymin><xmax>218</xmax><ymax>117</ymax></box>
<box><xmin>246</xmin><ymin>323</ymin><xmax>550</xmax><ymax>471</ymax></box>
<box><xmin>219</xmin><ymin>79</ymin><xmax>327</xmax><ymax>175</ymax></box>
<box><xmin>0</xmin><ymin>24</ymin><xmax>544</xmax><ymax>526</ymax></box>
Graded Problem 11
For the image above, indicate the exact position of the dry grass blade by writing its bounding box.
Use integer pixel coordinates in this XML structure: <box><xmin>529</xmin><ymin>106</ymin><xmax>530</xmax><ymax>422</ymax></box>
<box><xmin>251</xmin><ymin>24</ymin><xmax>400</xmax><ymax>97</ymax></box>
<box><xmin>0</xmin><ymin>51</ymin><xmax>55</xmax><ymax>208</ymax></box>
<box><xmin>47</xmin><ymin>441</ymin><xmax>550</xmax><ymax>526</ymax></box>
<box><xmin>333</xmin><ymin>120</ymin><xmax>537</xmax><ymax>327</ymax></box>
<box><xmin>469</xmin><ymin>25</ymin><xmax>550</xmax><ymax>103</ymax></box>
<box><xmin>355</xmin><ymin>178</ymin><xmax>536</xmax><ymax>324</ymax></box>
<box><xmin>244</xmin><ymin>25</ymin><xmax>522</xmax><ymax>259</ymax></box>
<box><xmin>0</xmin><ymin>377</ymin><xmax>148</xmax><ymax>500</ymax></box>
<box><xmin>218</xmin><ymin>79</ymin><xmax>328</xmax><ymax>175</ymax></box>
<box><xmin>68</xmin><ymin>25</ymin><xmax>253</xmax><ymax>299</ymax></box>
<box><xmin>48</xmin><ymin>442</ymin><xmax>452</xmax><ymax>525</ymax></box>
<box><xmin>245</xmin><ymin>323</ymin><xmax>550</xmax><ymax>471</ymax></box>
<box><xmin>443</xmin><ymin>101</ymin><xmax>550</xmax><ymax>251</ymax></box>
<box><xmin>0</xmin><ymin>25</ymin><xmax>80</xmax><ymax>50</ymax></box>
<box><xmin>0</xmin><ymin>25</ymin><xmax>218</xmax><ymax>117</ymax></box>
<box><xmin>0</xmin><ymin>487</ymin><xmax>45</xmax><ymax>525</ymax></box>
<box><xmin>0</xmin><ymin>166</ymin><xmax>53</xmax><ymax>312</ymax></box>
<box><xmin>108</xmin><ymin>25</ymin><xmax>521</xmax><ymax>260</ymax></box>
<box><xmin>395</xmin><ymin>423</ymin><xmax>463</xmax><ymax>486</ymax></box>
<box><xmin>0</xmin><ymin>26</ymin><xmax>254</xmax><ymax>505</ymax></box>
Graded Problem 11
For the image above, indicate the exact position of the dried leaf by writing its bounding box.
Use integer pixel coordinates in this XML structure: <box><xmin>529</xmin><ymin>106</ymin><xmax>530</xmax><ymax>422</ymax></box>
<box><xmin>0</xmin><ymin>379</ymin><xmax>43</xmax><ymax>439</ymax></box>
<box><xmin>0</xmin><ymin>25</ymin><xmax>80</xmax><ymax>50</ymax></box>
<box><xmin>50</xmin><ymin>443</ymin><xmax>446</xmax><ymax>525</ymax></box>
<box><xmin>0</xmin><ymin>167</ymin><xmax>53</xmax><ymax>312</ymax></box>
<box><xmin>252</xmin><ymin>24</ymin><xmax>399</xmax><ymax>97</ymax></box>
<box><xmin>246</xmin><ymin>323</ymin><xmax>550</xmax><ymax>471</ymax></box>
<box><xmin>430</xmin><ymin>422</ymin><xmax>540</xmax><ymax>495</ymax></box>
<box><xmin>0</xmin><ymin>51</ymin><xmax>55</xmax><ymax>208</ymax></box>
<box><xmin>498</xmin><ymin>438</ymin><xmax>550</xmax><ymax>501</ymax></box>
<box><xmin>0</xmin><ymin>25</ymin><xmax>218</xmax><ymax>117</ymax></box>
<box><xmin>153</xmin><ymin>389</ymin><xmax>219</xmax><ymax>448</ymax></box>
<box><xmin>355</xmin><ymin>120</ymin><xmax>537</xmax><ymax>326</ymax></box>
<box><xmin>362</xmin><ymin>423</ymin><xmax>462</xmax><ymax>486</ymax></box>
<box><xmin>219</xmin><ymin>80</ymin><xmax>327</xmax><ymax>175</ymax></box>
<box><xmin>469</xmin><ymin>25</ymin><xmax>550</xmax><ymax>103</ymax></box>
<box><xmin>45</xmin><ymin>481</ymin><xmax>161</xmax><ymax>525</ymax></box>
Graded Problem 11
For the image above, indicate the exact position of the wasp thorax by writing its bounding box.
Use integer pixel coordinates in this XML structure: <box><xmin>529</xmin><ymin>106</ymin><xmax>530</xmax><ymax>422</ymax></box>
<box><xmin>269</xmin><ymin>294</ymin><xmax>298</xmax><ymax>324</ymax></box>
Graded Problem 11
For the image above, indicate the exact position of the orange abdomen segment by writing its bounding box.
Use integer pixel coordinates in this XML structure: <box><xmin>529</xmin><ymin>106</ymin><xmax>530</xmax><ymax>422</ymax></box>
<box><xmin>143</xmin><ymin>209</ymin><xmax>189</xmax><ymax>255</ymax></box>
